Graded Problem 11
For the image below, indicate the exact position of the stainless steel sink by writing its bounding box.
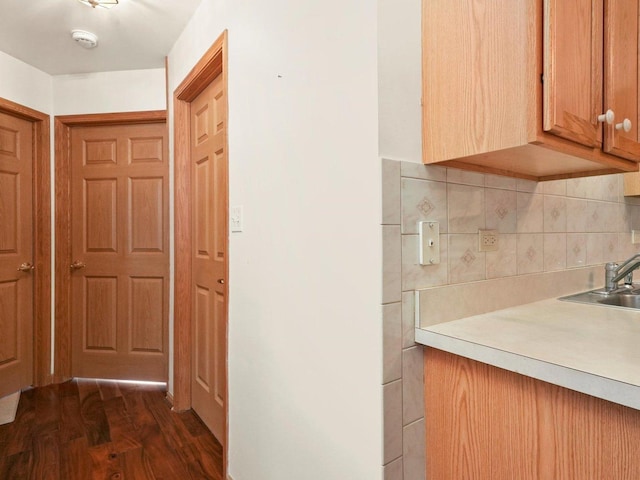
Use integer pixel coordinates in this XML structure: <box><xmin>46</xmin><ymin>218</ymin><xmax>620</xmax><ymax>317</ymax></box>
<box><xmin>560</xmin><ymin>288</ymin><xmax>640</xmax><ymax>310</ymax></box>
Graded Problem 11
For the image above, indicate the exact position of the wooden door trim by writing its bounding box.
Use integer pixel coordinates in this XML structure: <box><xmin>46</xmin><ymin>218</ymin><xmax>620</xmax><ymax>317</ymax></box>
<box><xmin>54</xmin><ymin>110</ymin><xmax>167</xmax><ymax>382</ymax></box>
<box><xmin>0</xmin><ymin>97</ymin><xmax>51</xmax><ymax>387</ymax></box>
<box><xmin>173</xmin><ymin>29</ymin><xmax>228</xmax><ymax>470</ymax></box>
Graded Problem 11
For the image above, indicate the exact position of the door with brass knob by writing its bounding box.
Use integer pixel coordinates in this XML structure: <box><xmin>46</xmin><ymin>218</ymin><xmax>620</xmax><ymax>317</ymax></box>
<box><xmin>0</xmin><ymin>110</ymin><xmax>34</xmax><ymax>398</ymax></box>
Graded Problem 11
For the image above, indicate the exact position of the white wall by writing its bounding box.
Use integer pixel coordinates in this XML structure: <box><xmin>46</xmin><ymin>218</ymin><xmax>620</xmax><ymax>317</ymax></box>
<box><xmin>0</xmin><ymin>51</ymin><xmax>53</xmax><ymax>114</ymax></box>
<box><xmin>168</xmin><ymin>1</ymin><xmax>382</xmax><ymax>479</ymax></box>
<box><xmin>378</xmin><ymin>0</ymin><xmax>422</xmax><ymax>164</ymax></box>
<box><xmin>53</xmin><ymin>68</ymin><xmax>166</xmax><ymax>115</ymax></box>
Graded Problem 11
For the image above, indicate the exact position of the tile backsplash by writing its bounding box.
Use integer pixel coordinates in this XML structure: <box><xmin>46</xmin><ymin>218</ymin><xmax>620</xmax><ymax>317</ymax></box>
<box><xmin>380</xmin><ymin>158</ymin><xmax>640</xmax><ymax>480</ymax></box>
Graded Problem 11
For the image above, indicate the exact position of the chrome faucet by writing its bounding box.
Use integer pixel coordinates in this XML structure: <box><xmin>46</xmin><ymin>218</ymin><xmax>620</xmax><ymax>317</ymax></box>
<box><xmin>605</xmin><ymin>253</ymin><xmax>640</xmax><ymax>292</ymax></box>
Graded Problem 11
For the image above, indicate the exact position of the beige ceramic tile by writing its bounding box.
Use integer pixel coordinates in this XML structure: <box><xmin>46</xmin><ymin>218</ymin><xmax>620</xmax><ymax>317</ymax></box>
<box><xmin>383</xmin><ymin>226</ymin><xmax>402</xmax><ymax>304</ymax></box>
<box><xmin>446</xmin><ymin>168</ymin><xmax>484</xmax><ymax>186</ymax></box>
<box><xmin>485</xmin><ymin>188</ymin><xmax>517</xmax><ymax>233</ymax></box>
<box><xmin>566</xmin><ymin>198</ymin><xmax>590</xmax><ymax>232</ymax></box>
<box><xmin>402</xmin><ymin>346</ymin><xmax>424</xmax><ymax>426</ymax></box>
<box><xmin>485</xmin><ymin>174</ymin><xmax>517</xmax><ymax>190</ymax></box>
<box><xmin>382</xmin><ymin>159</ymin><xmax>401</xmax><ymax>225</ymax></box>
<box><xmin>401</xmin><ymin>291</ymin><xmax>416</xmax><ymax>349</ymax></box>
<box><xmin>448</xmin><ymin>234</ymin><xmax>486</xmax><ymax>283</ymax></box>
<box><xmin>517</xmin><ymin>233</ymin><xmax>544</xmax><ymax>274</ymax></box>
<box><xmin>383</xmin><ymin>381</ymin><xmax>403</xmax><ymax>464</ymax></box>
<box><xmin>586</xmin><ymin>233</ymin><xmax>606</xmax><ymax>265</ymax></box>
<box><xmin>567</xmin><ymin>233</ymin><xmax>588</xmax><ymax>268</ymax></box>
<box><xmin>544</xmin><ymin>233</ymin><xmax>567</xmax><ymax>272</ymax></box>
<box><xmin>516</xmin><ymin>193</ymin><xmax>544</xmax><ymax>233</ymax></box>
<box><xmin>618</xmin><ymin>232</ymin><xmax>636</xmax><ymax>260</ymax></box>
<box><xmin>542</xmin><ymin>179</ymin><xmax>567</xmax><ymax>196</ymax></box>
<box><xmin>403</xmin><ymin>419</ymin><xmax>426</xmax><ymax>480</ymax></box>
<box><xmin>383</xmin><ymin>457</ymin><xmax>403</xmax><ymax>480</ymax></box>
<box><xmin>448</xmin><ymin>184</ymin><xmax>485</xmax><ymax>233</ymax></box>
<box><xmin>601</xmin><ymin>174</ymin><xmax>621</xmax><ymax>202</ymax></box>
<box><xmin>543</xmin><ymin>195</ymin><xmax>567</xmax><ymax>233</ymax></box>
<box><xmin>401</xmin><ymin>178</ymin><xmax>447</xmax><ymax>234</ymax></box>
<box><xmin>603</xmin><ymin>233</ymin><xmax>618</xmax><ymax>261</ymax></box>
<box><xmin>566</xmin><ymin>176</ymin><xmax>589</xmax><ymax>198</ymax></box>
<box><xmin>400</xmin><ymin>160</ymin><xmax>447</xmax><ymax>182</ymax></box>
<box><xmin>486</xmin><ymin>234</ymin><xmax>517</xmax><ymax>279</ymax></box>
<box><xmin>516</xmin><ymin>178</ymin><xmax>542</xmax><ymax>193</ymax></box>
<box><xmin>402</xmin><ymin>234</ymin><xmax>448</xmax><ymax>290</ymax></box>
<box><xmin>383</xmin><ymin>303</ymin><xmax>402</xmax><ymax>384</ymax></box>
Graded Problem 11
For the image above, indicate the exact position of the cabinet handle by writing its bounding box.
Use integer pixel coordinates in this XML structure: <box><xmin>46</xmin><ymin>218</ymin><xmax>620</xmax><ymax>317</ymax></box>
<box><xmin>616</xmin><ymin>119</ymin><xmax>632</xmax><ymax>133</ymax></box>
<box><xmin>597</xmin><ymin>109</ymin><xmax>615</xmax><ymax>124</ymax></box>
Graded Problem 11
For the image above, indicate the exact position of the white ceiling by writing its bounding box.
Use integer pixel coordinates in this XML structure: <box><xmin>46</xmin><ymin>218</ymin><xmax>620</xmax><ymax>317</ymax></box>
<box><xmin>0</xmin><ymin>0</ymin><xmax>203</xmax><ymax>75</ymax></box>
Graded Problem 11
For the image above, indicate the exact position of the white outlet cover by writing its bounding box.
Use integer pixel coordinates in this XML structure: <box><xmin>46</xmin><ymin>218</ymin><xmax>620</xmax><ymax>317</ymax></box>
<box><xmin>230</xmin><ymin>205</ymin><xmax>243</xmax><ymax>232</ymax></box>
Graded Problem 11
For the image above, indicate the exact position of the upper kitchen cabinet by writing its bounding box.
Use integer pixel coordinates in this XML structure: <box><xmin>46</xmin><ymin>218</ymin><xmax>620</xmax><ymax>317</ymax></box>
<box><xmin>422</xmin><ymin>0</ymin><xmax>640</xmax><ymax>181</ymax></box>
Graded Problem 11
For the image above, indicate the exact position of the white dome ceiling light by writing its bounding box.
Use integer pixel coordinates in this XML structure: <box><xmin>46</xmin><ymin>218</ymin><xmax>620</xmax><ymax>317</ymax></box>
<box><xmin>71</xmin><ymin>30</ymin><xmax>98</xmax><ymax>49</ymax></box>
<box><xmin>77</xmin><ymin>0</ymin><xmax>119</xmax><ymax>8</ymax></box>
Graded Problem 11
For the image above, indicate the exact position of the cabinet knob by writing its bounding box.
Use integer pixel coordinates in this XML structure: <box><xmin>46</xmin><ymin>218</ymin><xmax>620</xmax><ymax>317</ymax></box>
<box><xmin>597</xmin><ymin>109</ymin><xmax>615</xmax><ymax>124</ymax></box>
<box><xmin>616</xmin><ymin>118</ymin><xmax>632</xmax><ymax>133</ymax></box>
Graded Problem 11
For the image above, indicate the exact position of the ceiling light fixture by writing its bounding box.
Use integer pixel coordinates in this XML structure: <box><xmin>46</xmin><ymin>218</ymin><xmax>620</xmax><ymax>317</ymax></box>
<box><xmin>77</xmin><ymin>0</ymin><xmax>119</xmax><ymax>9</ymax></box>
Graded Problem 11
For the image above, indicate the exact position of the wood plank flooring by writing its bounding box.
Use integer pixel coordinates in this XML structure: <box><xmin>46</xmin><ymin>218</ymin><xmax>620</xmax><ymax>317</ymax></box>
<box><xmin>0</xmin><ymin>379</ymin><xmax>223</xmax><ymax>479</ymax></box>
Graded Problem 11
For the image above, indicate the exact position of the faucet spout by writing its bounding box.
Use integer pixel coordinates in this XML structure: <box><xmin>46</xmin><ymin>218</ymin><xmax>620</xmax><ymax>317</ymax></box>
<box><xmin>605</xmin><ymin>253</ymin><xmax>640</xmax><ymax>291</ymax></box>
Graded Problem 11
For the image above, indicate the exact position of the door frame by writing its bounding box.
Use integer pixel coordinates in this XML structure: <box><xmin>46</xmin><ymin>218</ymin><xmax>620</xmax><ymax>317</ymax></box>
<box><xmin>0</xmin><ymin>97</ymin><xmax>51</xmax><ymax>387</ymax></box>
<box><xmin>53</xmin><ymin>110</ymin><xmax>167</xmax><ymax>381</ymax></box>
<box><xmin>172</xmin><ymin>28</ymin><xmax>229</xmax><ymax>463</ymax></box>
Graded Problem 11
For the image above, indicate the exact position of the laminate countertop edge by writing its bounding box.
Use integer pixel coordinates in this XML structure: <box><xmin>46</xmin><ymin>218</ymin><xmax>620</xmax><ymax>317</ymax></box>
<box><xmin>415</xmin><ymin>299</ymin><xmax>640</xmax><ymax>411</ymax></box>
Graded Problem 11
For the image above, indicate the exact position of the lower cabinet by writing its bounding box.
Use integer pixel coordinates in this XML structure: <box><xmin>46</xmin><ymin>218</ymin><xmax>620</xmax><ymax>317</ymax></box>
<box><xmin>424</xmin><ymin>348</ymin><xmax>640</xmax><ymax>479</ymax></box>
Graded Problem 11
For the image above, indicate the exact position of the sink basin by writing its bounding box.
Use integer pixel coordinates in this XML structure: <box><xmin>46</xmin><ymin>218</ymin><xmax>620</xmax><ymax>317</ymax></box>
<box><xmin>559</xmin><ymin>288</ymin><xmax>640</xmax><ymax>310</ymax></box>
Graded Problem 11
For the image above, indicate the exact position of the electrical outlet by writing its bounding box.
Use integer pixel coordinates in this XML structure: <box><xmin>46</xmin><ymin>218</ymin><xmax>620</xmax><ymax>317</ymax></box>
<box><xmin>230</xmin><ymin>205</ymin><xmax>243</xmax><ymax>232</ymax></box>
<box><xmin>478</xmin><ymin>229</ymin><xmax>499</xmax><ymax>252</ymax></box>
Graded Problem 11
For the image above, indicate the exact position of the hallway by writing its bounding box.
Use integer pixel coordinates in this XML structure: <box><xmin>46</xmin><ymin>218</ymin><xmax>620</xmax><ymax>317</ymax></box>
<box><xmin>0</xmin><ymin>379</ymin><xmax>223</xmax><ymax>479</ymax></box>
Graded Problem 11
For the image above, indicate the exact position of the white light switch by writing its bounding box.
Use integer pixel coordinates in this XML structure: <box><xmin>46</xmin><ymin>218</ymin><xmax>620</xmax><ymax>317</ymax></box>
<box><xmin>419</xmin><ymin>221</ymin><xmax>440</xmax><ymax>265</ymax></box>
<box><xmin>230</xmin><ymin>205</ymin><xmax>243</xmax><ymax>232</ymax></box>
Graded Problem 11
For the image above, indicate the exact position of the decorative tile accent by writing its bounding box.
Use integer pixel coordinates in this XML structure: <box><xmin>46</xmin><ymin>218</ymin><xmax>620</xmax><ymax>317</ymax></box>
<box><xmin>400</xmin><ymin>161</ymin><xmax>447</xmax><ymax>182</ymax></box>
<box><xmin>567</xmin><ymin>233</ymin><xmax>587</xmax><ymax>268</ymax></box>
<box><xmin>566</xmin><ymin>198</ymin><xmax>590</xmax><ymax>233</ymax></box>
<box><xmin>542</xmin><ymin>179</ymin><xmax>567</xmax><ymax>196</ymax></box>
<box><xmin>383</xmin><ymin>226</ymin><xmax>402</xmax><ymax>304</ymax></box>
<box><xmin>566</xmin><ymin>177</ymin><xmax>588</xmax><ymax>198</ymax></box>
<box><xmin>586</xmin><ymin>233</ymin><xmax>605</xmax><ymax>265</ymax></box>
<box><xmin>382</xmin><ymin>159</ymin><xmax>401</xmax><ymax>225</ymax></box>
<box><xmin>403</xmin><ymin>346</ymin><xmax>424</xmax><ymax>426</ymax></box>
<box><xmin>383</xmin><ymin>303</ymin><xmax>402</xmax><ymax>384</ymax></box>
<box><xmin>401</xmin><ymin>291</ymin><xmax>416</xmax><ymax>349</ymax></box>
<box><xmin>485</xmin><ymin>188</ymin><xmax>516</xmax><ymax>233</ymax></box>
<box><xmin>516</xmin><ymin>233</ymin><xmax>544</xmax><ymax>274</ymax></box>
<box><xmin>383</xmin><ymin>381</ymin><xmax>403</xmax><ymax>464</ymax></box>
<box><xmin>447</xmin><ymin>168</ymin><xmax>484</xmax><ymax>186</ymax></box>
<box><xmin>449</xmin><ymin>234</ymin><xmax>486</xmax><ymax>283</ymax></box>
<box><xmin>543</xmin><ymin>195</ymin><xmax>567</xmax><ymax>233</ymax></box>
<box><xmin>516</xmin><ymin>192</ymin><xmax>544</xmax><ymax>233</ymax></box>
<box><xmin>448</xmin><ymin>184</ymin><xmax>485</xmax><ymax>233</ymax></box>
<box><xmin>401</xmin><ymin>178</ymin><xmax>447</xmax><ymax>234</ymax></box>
<box><xmin>486</xmin><ymin>234</ymin><xmax>517</xmax><ymax>279</ymax></box>
<box><xmin>544</xmin><ymin>233</ymin><xmax>567</xmax><ymax>272</ymax></box>
<box><xmin>604</xmin><ymin>233</ymin><xmax>618</xmax><ymax>261</ymax></box>
<box><xmin>401</xmin><ymin>234</ymin><xmax>448</xmax><ymax>290</ymax></box>
<box><xmin>403</xmin><ymin>419</ymin><xmax>426</xmax><ymax>480</ymax></box>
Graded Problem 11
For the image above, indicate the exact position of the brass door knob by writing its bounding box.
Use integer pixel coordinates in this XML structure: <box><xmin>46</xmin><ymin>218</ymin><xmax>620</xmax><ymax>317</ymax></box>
<box><xmin>17</xmin><ymin>262</ymin><xmax>35</xmax><ymax>272</ymax></box>
<box><xmin>217</xmin><ymin>278</ymin><xmax>225</xmax><ymax>284</ymax></box>
<box><xmin>70</xmin><ymin>260</ymin><xmax>86</xmax><ymax>270</ymax></box>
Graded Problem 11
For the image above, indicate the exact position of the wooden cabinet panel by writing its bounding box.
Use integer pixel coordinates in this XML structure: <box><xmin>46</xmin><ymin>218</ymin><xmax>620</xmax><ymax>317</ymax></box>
<box><xmin>543</xmin><ymin>0</ymin><xmax>603</xmax><ymax>148</ymax></box>
<box><xmin>604</xmin><ymin>0</ymin><xmax>640</xmax><ymax>161</ymax></box>
<box><xmin>425</xmin><ymin>348</ymin><xmax>640</xmax><ymax>479</ymax></box>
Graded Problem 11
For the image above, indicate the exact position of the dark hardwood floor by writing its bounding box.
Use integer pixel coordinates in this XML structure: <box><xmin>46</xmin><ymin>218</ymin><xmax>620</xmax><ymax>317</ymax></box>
<box><xmin>0</xmin><ymin>379</ymin><xmax>223</xmax><ymax>479</ymax></box>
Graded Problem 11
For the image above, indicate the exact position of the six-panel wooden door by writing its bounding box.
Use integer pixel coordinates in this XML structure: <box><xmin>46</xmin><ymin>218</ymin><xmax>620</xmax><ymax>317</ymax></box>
<box><xmin>69</xmin><ymin>123</ymin><xmax>169</xmax><ymax>381</ymax></box>
<box><xmin>0</xmin><ymin>111</ymin><xmax>34</xmax><ymax>398</ymax></box>
<box><xmin>190</xmin><ymin>73</ymin><xmax>228</xmax><ymax>443</ymax></box>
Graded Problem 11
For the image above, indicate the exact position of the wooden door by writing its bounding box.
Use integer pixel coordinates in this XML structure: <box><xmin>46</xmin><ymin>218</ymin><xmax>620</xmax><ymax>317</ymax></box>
<box><xmin>543</xmin><ymin>0</ymin><xmax>604</xmax><ymax>148</ymax></box>
<box><xmin>603</xmin><ymin>0</ymin><xmax>640</xmax><ymax>161</ymax></box>
<box><xmin>190</xmin><ymin>73</ymin><xmax>228</xmax><ymax>442</ymax></box>
<box><xmin>69</xmin><ymin>123</ymin><xmax>169</xmax><ymax>381</ymax></box>
<box><xmin>0</xmin><ymin>111</ymin><xmax>33</xmax><ymax>398</ymax></box>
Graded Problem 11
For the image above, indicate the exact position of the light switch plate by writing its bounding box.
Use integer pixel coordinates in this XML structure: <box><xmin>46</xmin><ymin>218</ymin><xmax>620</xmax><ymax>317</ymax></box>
<box><xmin>419</xmin><ymin>221</ymin><xmax>440</xmax><ymax>265</ymax></box>
<box><xmin>230</xmin><ymin>205</ymin><xmax>243</xmax><ymax>232</ymax></box>
<box><xmin>633</xmin><ymin>230</ymin><xmax>640</xmax><ymax>245</ymax></box>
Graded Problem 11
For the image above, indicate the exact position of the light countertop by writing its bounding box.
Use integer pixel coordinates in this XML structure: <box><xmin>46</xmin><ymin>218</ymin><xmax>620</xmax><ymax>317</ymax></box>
<box><xmin>415</xmin><ymin>298</ymin><xmax>640</xmax><ymax>410</ymax></box>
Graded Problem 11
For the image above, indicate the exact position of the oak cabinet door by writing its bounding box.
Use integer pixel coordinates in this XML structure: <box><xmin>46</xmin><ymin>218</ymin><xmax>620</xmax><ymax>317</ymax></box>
<box><xmin>543</xmin><ymin>0</ymin><xmax>604</xmax><ymax>148</ymax></box>
<box><xmin>603</xmin><ymin>0</ymin><xmax>640</xmax><ymax>161</ymax></box>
